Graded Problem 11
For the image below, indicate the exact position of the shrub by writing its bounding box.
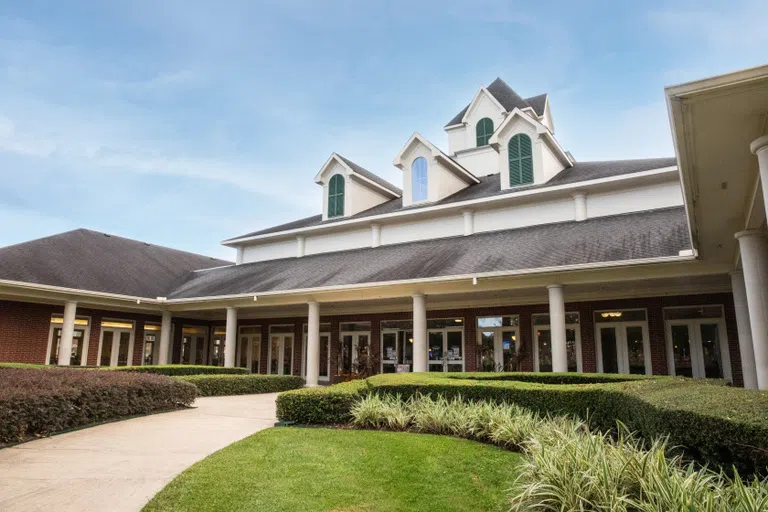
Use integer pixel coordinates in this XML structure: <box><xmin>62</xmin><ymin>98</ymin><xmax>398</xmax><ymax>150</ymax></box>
<box><xmin>276</xmin><ymin>380</ymin><xmax>367</xmax><ymax>424</ymax></box>
<box><xmin>110</xmin><ymin>364</ymin><xmax>249</xmax><ymax>376</ymax></box>
<box><xmin>350</xmin><ymin>394</ymin><xmax>768</xmax><ymax>511</ymax></box>
<box><xmin>0</xmin><ymin>367</ymin><xmax>196</xmax><ymax>444</ymax></box>
<box><xmin>176</xmin><ymin>374</ymin><xmax>304</xmax><ymax>396</ymax></box>
<box><xmin>277</xmin><ymin>372</ymin><xmax>768</xmax><ymax>476</ymax></box>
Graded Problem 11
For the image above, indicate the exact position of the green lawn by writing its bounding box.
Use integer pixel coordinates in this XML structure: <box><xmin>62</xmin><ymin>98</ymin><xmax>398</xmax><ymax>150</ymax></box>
<box><xmin>143</xmin><ymin>427</ymin><xmax>522</xmax><ymax>512</ymax></box>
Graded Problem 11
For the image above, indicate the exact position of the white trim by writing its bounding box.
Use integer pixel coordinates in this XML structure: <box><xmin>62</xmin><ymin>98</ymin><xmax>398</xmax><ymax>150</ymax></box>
<box><xmin>222</xmin><ymin>166</ymin><xmax>677</xmax><ymax>246</ymax></box>
<box><xmin>96</xmin><ymin>319</ymin><xmax>136</xmax><ymax>367</ymax></box>
<box><xmin>460</xmin><ymin>87</ymin><xmax>506</xmax><ymax>125</ymax></box>
<box><xmin>594</xmin><ymin>309</ymin><xmax>651</xmax><ymax>375</ymax></box>
<box><xmin>392</xmin><ymin>132</ymin><xmax>480</xmax><ymax>184</ymax></box>
<box><xmin>237</xmin><ymin>325</ymin><xmax>262</xmax><ymax>373</ymax></box>
<box><xmin>339</xmin><ymin>330</ymin><xmax>372</xmax><ymax>374</ymax></box>
<box><xmin>314</xmin><ymin>153</ymin><xmax>400</xmax><ymax>199</ymax></box>
<box><xmin>301</xmin><ymin>327</ymin><xmax>331</xmax><ymax>381</ymax></box>
<box><xmin>427</xmin><ymin>322</ymin><xmax>465</xmax><ymax>372</ymax></box>
<box><xmin>267</xmin><ymin>325</ymin><xmax>295</xmax><ymax>375</ymax></box>
<box><xmin>0</xmin><ymin>278</ymin><xmax>163</xmax><ymax>304</ymax></box>
<box><xmin>476</xmin><ymin>324</ymin><xmax>519</xmax><ymax>372</ymax></box>
<box><xmin>45</xmin><ymin>315</ymin><xmax>92</xmax><ymax>365</ymax></box>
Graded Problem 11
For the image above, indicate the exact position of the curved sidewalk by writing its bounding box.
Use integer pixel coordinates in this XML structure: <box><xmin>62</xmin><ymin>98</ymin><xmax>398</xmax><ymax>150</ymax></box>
<box><xmin>0</xmin><ymin>393</ymin><xmax>279</xmax><ymax>512</ymax></box>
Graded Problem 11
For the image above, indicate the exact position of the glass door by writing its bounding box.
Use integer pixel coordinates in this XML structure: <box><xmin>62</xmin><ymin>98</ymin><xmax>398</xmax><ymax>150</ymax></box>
<box><xmin>339</xmin><ymin>332</ymin><xmax>371</xmax><ymax>376</ymax></box>
<box><xmin>99</xmin><ymin>329</ymin><xmax>133</xmax><ymax>366</ymax></box>
<box><xmin>301</xmin><ymin>327</ymin><xmax>331</xmax><ymax>382</ymax></box>
<box><xmin>181</xmin><ymin>327</ymin><xmax>208</xmax><ymax>365</ymax></box>
<box><xmin>427</xmin><ymin>328</ymin><xmax>464</xmax><ymax>372</ymax></box>
<box><xmin>533</xmin><ymin>314</ymin><xmax>581</xmax><ymax>372</ymax></box>
<box><xmin>238</xmin><ymin>326</ymin><xmax>262</xmax><ymax>373</ymax></box>
<box><xmin>49</xmin><ymin>327</ymin><xmax>87</xmax><ymax>365</ymax></box>
<box><xmin>665</xmin><ymin>314</ymin><xmax>730</xmax><ymax>380</ymax></box>
<box><xmin>269</xmin><ymin>333</ymin><xmax>294</xmax><ymax>375</ymax></box>
<box><xmin>381</xmin><ymin>329</ymin><xmax>413</xmax><ymax>373</ymax></box>
<box><xmin>209</xmin><ymin>328</ymin><xmax>226</xmax><ymax>366</ymax></box>
<box><xmin>596</xmin><ymin>322</ymin><xmax>650</xmax><ymax>375</ymax></box>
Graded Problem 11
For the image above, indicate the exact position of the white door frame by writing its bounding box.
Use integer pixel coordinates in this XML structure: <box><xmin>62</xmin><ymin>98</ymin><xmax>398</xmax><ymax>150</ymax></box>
<box><xmin>268</xmin><ymin>331</ymin><xmax>295</xmax><ymax>375</ymax></box>
<box><xmin>664</xmin><ymin>316</ymin><xmax>731</xmax><ymax>381</ymax></box>
<box><xmin>46</xmin><ymin>316</ymin><xmax>92</xmax><ymax>365</ymax></box>
<box><xmin>97</xmin><ymin>325</ymin><xmax>135</xmax><ymax>367</ymax></box>
<box><xmin>340</xmin><ymin>331</ymin><xmax>371</xmax><ymax>373</ymax></box>
<box><xmin>532</xmin><ymin>316</ymin><xmax>583</xmax><ymax>372</ymax></box>
<box><xmin>427</xmin><ymin>326</ymin><xmax>465</xmax><ymax>371</ymax></box>
<box><xmin>301</xmin><ymin>330</ymin><xmax>331</xmax><ymax>382</ymax></box>
<box><xmin>380</xmin><ymin>328</ymin><xmax>411</xmax><ymax>372</ymax></box>
<box><xmin>476</xmin><ymin>326</ymin><xmax>518</xmax><ymax>372</ymax></box>
<box><xmin>237</xmin><ymin>326</ymin><xmax>262</xmax><ymax>373</ymax></box>
<box><xmin>596</xmin><ymin>321</ymin><xmax>651</xmax><ymax>375</ymax></box>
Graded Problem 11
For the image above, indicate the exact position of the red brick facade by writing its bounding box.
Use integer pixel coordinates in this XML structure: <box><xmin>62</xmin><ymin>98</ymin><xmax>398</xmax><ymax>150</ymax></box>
<box><xmin>0</xmin><ymin>291</ymin><xmax>744</xmax><ymax>386</ymax></box>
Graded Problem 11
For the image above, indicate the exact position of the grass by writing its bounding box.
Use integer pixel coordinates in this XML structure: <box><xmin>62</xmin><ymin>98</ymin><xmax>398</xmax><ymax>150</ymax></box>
<box><xmin>143</xmin><ymin>427</ymin><xmax>523</xmax><ymax>512</ymax></box>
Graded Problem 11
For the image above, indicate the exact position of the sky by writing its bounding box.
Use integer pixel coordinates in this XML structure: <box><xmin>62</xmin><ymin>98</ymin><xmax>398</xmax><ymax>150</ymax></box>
<box><xmin>1</xmin><ymin>1</ymin><xmax>767</xmax><ymax>260</ymax></box>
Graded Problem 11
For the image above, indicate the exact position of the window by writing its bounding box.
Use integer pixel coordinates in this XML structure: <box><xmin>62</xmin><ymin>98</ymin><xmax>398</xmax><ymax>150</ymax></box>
<box><xmin>411</xmin><ymin>157</ymin><xmax>428</xmax><ymax>202</ymax></box>
<box><xmin>327</xmin><ymin>174</ymin><xmax>345</xmax><ymax>217</ymax></box>
<box><xmin>508</xmin><ymin>133</ymin><xmax>533</xmax><ymax>186</ymax></box>
<box><xmin>476</xmin><ymin>117</ymin><xmax>494</xmax><ymax>146</ymax></box>
<box><xmin>532</xmin><ymin>313</ymin><xmax>582</xmax><ymax>372</ymax></box>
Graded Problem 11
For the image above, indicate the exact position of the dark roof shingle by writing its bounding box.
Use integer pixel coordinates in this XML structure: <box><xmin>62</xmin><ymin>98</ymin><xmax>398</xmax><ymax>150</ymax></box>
<box><xmin>174</xmin><ymin>207</ymin><xmax>690</xmax><ymax>299</ymax></box>
<box><xmin>446</xmin><ymin>77</ymin><xmax>541</xmax><ymax>127</ymax></box>
<box><xmin>337</xmin><ymin>155</ymin><xmax>402</xmax><ymax>196</ymax></box>
<box><xmin>0</xmin><ymin>229</ymin><xmax>231</xmax><ymax>298</ymax></box>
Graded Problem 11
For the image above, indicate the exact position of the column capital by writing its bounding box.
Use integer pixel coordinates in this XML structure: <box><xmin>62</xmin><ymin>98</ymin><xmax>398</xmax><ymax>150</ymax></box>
<box><xmin>412</xmin><ymin>292</ymin><xmax>425</xmax><ymax>299</ymax></box>
<box><xmin>307</xmin><ymin>300</ymin><xmax>319</xmax><ymax>306</ymax></box>
<box><xmin>735</xmin><ymin>229</ymin><xmax>768</xmax><ymax>240</ymax></box>
<box><xmin>750</xmin><ymin>135</ymin><xmax>768</xmax><ymax>155</ymax></box>
<box><xmin>546</xmin><ymin>284</ymin><xmax>563</xmax><ymax>290</ymax></box>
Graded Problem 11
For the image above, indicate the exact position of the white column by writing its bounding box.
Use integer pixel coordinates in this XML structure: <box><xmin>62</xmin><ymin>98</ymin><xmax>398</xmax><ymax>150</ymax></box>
<box><xmin>158</xmin><ymin>311</ymin><xmax>172</xmax><ymax>365</ymax></box>
<box><xmin>731</xmin><ymin>270</ymin><xmax>758</xmax><ymax>389</ymax></box>
<box><xmin>572</xmin><ymin>193</ymin><xmax>588</xmax><ymax>221</ymax></box>
<box><xmin>750</xmin><ymin>135</ymin><xmax>768</xmax><ymax>222</ymax></box>
<box><xmin>462</xmin><ymin>210</ymin><xmax>474</xmax><ymax>236</ymax></box>
<box><xmin>735</xmin><ymin>230</ymin><xmax>768</xmax><ymax>390</ymax></box>
<box><xmin>547</xmin><ymin>285</ymin><xmax>568</xmax><ymax>372</ymax></box>
<box><xmin>412</xmin><ymin>293</ymin><xmax>428</xmax><ymax>372</ymax></box>
<box><xmin>224</xmin><ymin>307</ymin><xmax>238</xmax><ymax>368</ymax></box>
<box><xmin>297</xmin><ymin>236</ymin><xmax>306</xmax><ymax>257</ymax></box>
<box><xmin>306</xmin><ymin>301</ymin><xmax>320</xmax><ymax>387</ymax></box>
<box><xmin>371</xmin><ymin>223</ymin><xmax>381</xmax><ymax>248</ymax></box>
<box><xmin>57</xmin><ymin>301</ymin><xmax>77</xmax><ymax>366</ymax></box>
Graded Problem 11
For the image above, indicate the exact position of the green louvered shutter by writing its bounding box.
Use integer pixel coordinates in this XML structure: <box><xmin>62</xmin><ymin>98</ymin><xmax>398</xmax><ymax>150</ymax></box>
<box><xmin>328</xmin><ymin>174</ymin><xmax>345</xmax><ymax>217</ymax></box>
<box><xmin>508</xmin><ymin>134</ymin><xmax>533</xmax><ymax>186</ymax></box>
<box><xmin>519</xmin><ymin>134</ymin><xmax>533</xmax><ymax>184</ymax></box>
<box><xmin>476</xmin><ymin>118</ymin><xmax>494</xmax><ymax>146</ymax></box>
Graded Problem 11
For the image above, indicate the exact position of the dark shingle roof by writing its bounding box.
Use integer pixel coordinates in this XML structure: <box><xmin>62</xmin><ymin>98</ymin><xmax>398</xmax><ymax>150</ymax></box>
<box><xmin>173</xmin><ymin>207</ymin><xmax>690</xmax><ymax>299</ymax></box>
<box><xmin>337</xmin><ymin>155</ymin><xmax>402</xmax><ymax>196</ymax></box>
<box><xmin>446</xmin><ymin>78</ymin><xmax>543</xmax><ymax>127</ymax></box>
<box><xmin>226</xmin><ymin>157</ymin><xmax>677</xmax><ymax>241</ymax></box>
<box><xmin>0</xmin><ymin>229</ymin><xmax>231</xmax><ymax>297</ymax></box>
<box><xmin>525</xmin><ymin>93</ymin><xmax>548</xmax><ymax>116</ymax></box>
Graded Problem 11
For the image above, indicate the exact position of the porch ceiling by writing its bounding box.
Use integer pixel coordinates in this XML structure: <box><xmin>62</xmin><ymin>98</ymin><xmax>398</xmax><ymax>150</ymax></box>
<box><xmin>667</xmin><ymin>65</ymin><xmax>768</xmax><ymax>267</ymax></box>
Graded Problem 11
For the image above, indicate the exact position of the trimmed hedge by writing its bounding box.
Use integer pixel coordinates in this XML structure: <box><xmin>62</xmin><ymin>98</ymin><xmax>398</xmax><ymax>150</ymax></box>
<box><xmin>0</xmin><ymin>367</ymin><xmax>197</xmax><ymax>444</ymax></box>
<box><xmin>177</xmin><ymin>374</ymin><xmax>304</xmax><ymax>396</ymax></box>
<box><xmin>276</xmin><ymin>372</ymin><xmax>768</xmax><ymax>476</ymax></box>
<box><xmin>110</xmin><ymin>365</ymin><xmax>249</xmax><ymax>376</ymax></box>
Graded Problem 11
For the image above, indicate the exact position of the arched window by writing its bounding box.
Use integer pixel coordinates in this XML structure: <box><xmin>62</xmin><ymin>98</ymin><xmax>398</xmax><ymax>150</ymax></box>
<box><xmin>411</xmin><ymin>157</ymin><xmax>428</xmax><ymax>202</ymax></box>
<box><xmin>327</xmin><ymin>174</ymin><xmax>345</xmax><ymax>217</ymax></box>
<box><xmin>508</xmin><ymin>134</ymin><xmax>533</xmax><ymax>186</ymax></box>
<box><xmin>476</xmin><ymin>118</ymin><xmax>494</xmax><ymax>146</ymax></box>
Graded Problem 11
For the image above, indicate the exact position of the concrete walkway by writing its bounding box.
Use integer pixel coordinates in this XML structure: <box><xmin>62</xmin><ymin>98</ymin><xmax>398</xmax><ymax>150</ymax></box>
<box><xmin>0</xmin><ymin>393</ymin><xmax>279</xmax><ymax>512</ymax></box>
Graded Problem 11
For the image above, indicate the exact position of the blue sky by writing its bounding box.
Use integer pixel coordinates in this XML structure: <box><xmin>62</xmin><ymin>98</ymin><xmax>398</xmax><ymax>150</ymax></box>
<box><xmin>1</xmin><ymin>1</ymin><xmax>766</xmax><ymax>260</ymax></box>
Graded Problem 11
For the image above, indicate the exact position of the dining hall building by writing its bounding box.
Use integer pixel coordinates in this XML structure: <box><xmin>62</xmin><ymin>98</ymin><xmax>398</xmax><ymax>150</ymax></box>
<box><xmin>2</xmin><ymin>66</ymin><xmax>768</xmax><ymax>390</ymax></box>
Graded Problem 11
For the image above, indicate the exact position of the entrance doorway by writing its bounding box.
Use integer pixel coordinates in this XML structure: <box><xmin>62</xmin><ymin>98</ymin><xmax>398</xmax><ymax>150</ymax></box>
<box><xmin>595</xmin><ymin>310</ymin><xmax>650</xmax><ymax>375</ymax></box>
<box><xmin>181</xmin><ymin>326</ymin><xmax>208</xmax><ymax>365</ymax></box>
<box><xmin>48</xmin><ymin>315</ymin><xmax>90</xmax><ymax>365</ymax></box>
<box><xmin>340</xmin><ymin>332</ymin><xmax>370</xmax><ymax>375</ymax></box>
<box><xmin>664</xmin><ymin>306</ymin><xmax>731</xmax><ymax>381</ymax></box>
<box><xmin>98</xmin><ymin>320</ymin><xmax>135</xmax><ymax>367</ymax></box>
<box><xmin>428</xmin><ymin>319</ymin><xmax>464</xmax><ymax>372</ymax></box>
<box><xmin>381</xmin><ymin>321</ymin><xmax>413</xmax><ymax>373</ymax></box>
<box><xmin>301</xmin><ymin>323</ymin><xmax>331</xmax><ymax>382</ymax></box>
<box><xmin>532</xmin><ymin>313</ymin><xmax>582</xmax><ymax>372</ymax></box>
<box><xmin>238</xmin><ymin>326</ymin><xmax>262</xmax><ymax>373</ymax></box>
<box><xmin>476</xmin><ymin>316</ymin><xmax>519</xmax><ymax>372</ymax></box>
<box><xmin>268</xmin><ymin>325</ymin><xmax>294</xmax><ymax>375</ymax></box>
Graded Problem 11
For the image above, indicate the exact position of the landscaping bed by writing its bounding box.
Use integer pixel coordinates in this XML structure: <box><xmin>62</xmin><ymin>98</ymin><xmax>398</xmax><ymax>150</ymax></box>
<box><xmin>143</xmin><ymin>427</ymin><xmax>521</xmax><ymax>512</ymax></box>
<box><xmin>0</xmin><ymin>367</ymin><xmax>196</xmax><ymax>444</ymax></box>
<box><xmin>175</xmin><ymin>374</ymin><xmax>304</xmax><ymax>396</ymax></box>
<box><xmin>277</xmin><ymin>372</ymin><xmax>768</xmax><ymax>476</ymax></box>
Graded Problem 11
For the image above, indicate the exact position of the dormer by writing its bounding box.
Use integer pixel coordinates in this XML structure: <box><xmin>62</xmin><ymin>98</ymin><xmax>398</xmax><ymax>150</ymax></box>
<box><xmin>393</xmin><ymin>133</ymin><xmax>480</xmax><ymax>207</ymax></box>
<box><xmin>488</xmin><ymin>108</ymin><xmax>572</xmax><ymax>189</ymax></box>
<box><xmin>444</xmin><ymin>78</ymin><xmax>557</xmax><ymax>177</ymax></box>
<box><xmin>315</xmin><ymin>153</ymin><xmax>401</xmax><ymax>221</ymax></box>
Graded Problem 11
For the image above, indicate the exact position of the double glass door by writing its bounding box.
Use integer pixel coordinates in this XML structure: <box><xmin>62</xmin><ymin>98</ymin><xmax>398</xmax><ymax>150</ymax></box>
<box><xmin>50</xmin><ymin>327</ymin><xmax>87</xmax><ymax>365</ymax></box>
<box><xmin>340</xmin><ymin>332</ymin><xmax>370</xmax><ymax>375</ymax></box>
<box><xmin>596</xmin><ymin>322</ymin><xmax>650</xmax><ymax>375</ymax></box>
<box><xmin>665</xmin><ymin>318</ymin><xmax>729</xmax><ymax>380</ymax></box>
<box><xmin>269</xmin><ymin>333</ymin><xmax>294</xmax><ymax>375</ymax></box>
<box><xmin>238</xmin><ymin>327</ymin><xmax>262</xmax><ymax>373</ymax></box>
<box><xmin>100</xmin><ymin>329</ymin><xmax>132</xmax><ymax>366</ymax></box>
<box><xmin>428</xmin><ymin>328</ymin><xmax>464</xmax><ymax>372</ymax></box>
<box><xmin>381</xmin><ymin>329</ymin><xmax>413</xmax><ymax>373</ymax></box>
<box><xmin>181</xmin><ymin>330</ymin><xmax>208</xmax><ymax>365</ymax></box>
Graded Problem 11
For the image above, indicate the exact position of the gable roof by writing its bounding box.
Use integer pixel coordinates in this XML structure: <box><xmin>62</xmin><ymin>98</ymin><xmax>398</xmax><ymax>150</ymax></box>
<box><xmin>173</xmin><ymin>207</ymin><xmax>690</xmax><ymax>299</ymax></box>
<box><xmin>316</xmin><ymin>153</ymin><xmax>401</xmax><ymax>197</ymax></box>
<box><xmin>392</xmin><ymin>132</ymin><xmax>480</xmax><ymax>184</ymax></box>
<box><xmin>0</xmin><ymin>229</ymin><xmax>231</xmax><ymax>298</ymax></box>
<box><xmin>446</xmin><ymin>77</ymin><xmax>546</xmax><ymax>127</ymax></box>
<box><xmin>224</xmin><ymin>157</ymin><xmax>677</xmax><ymax>242</ymax></box>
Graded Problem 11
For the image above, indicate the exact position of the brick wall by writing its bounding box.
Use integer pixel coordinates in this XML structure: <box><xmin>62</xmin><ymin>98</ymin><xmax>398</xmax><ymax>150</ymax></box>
<box><xmin>0</xmin><ymin>292</ymin><xmax>744</xmax><ymax>386</ymax></box>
